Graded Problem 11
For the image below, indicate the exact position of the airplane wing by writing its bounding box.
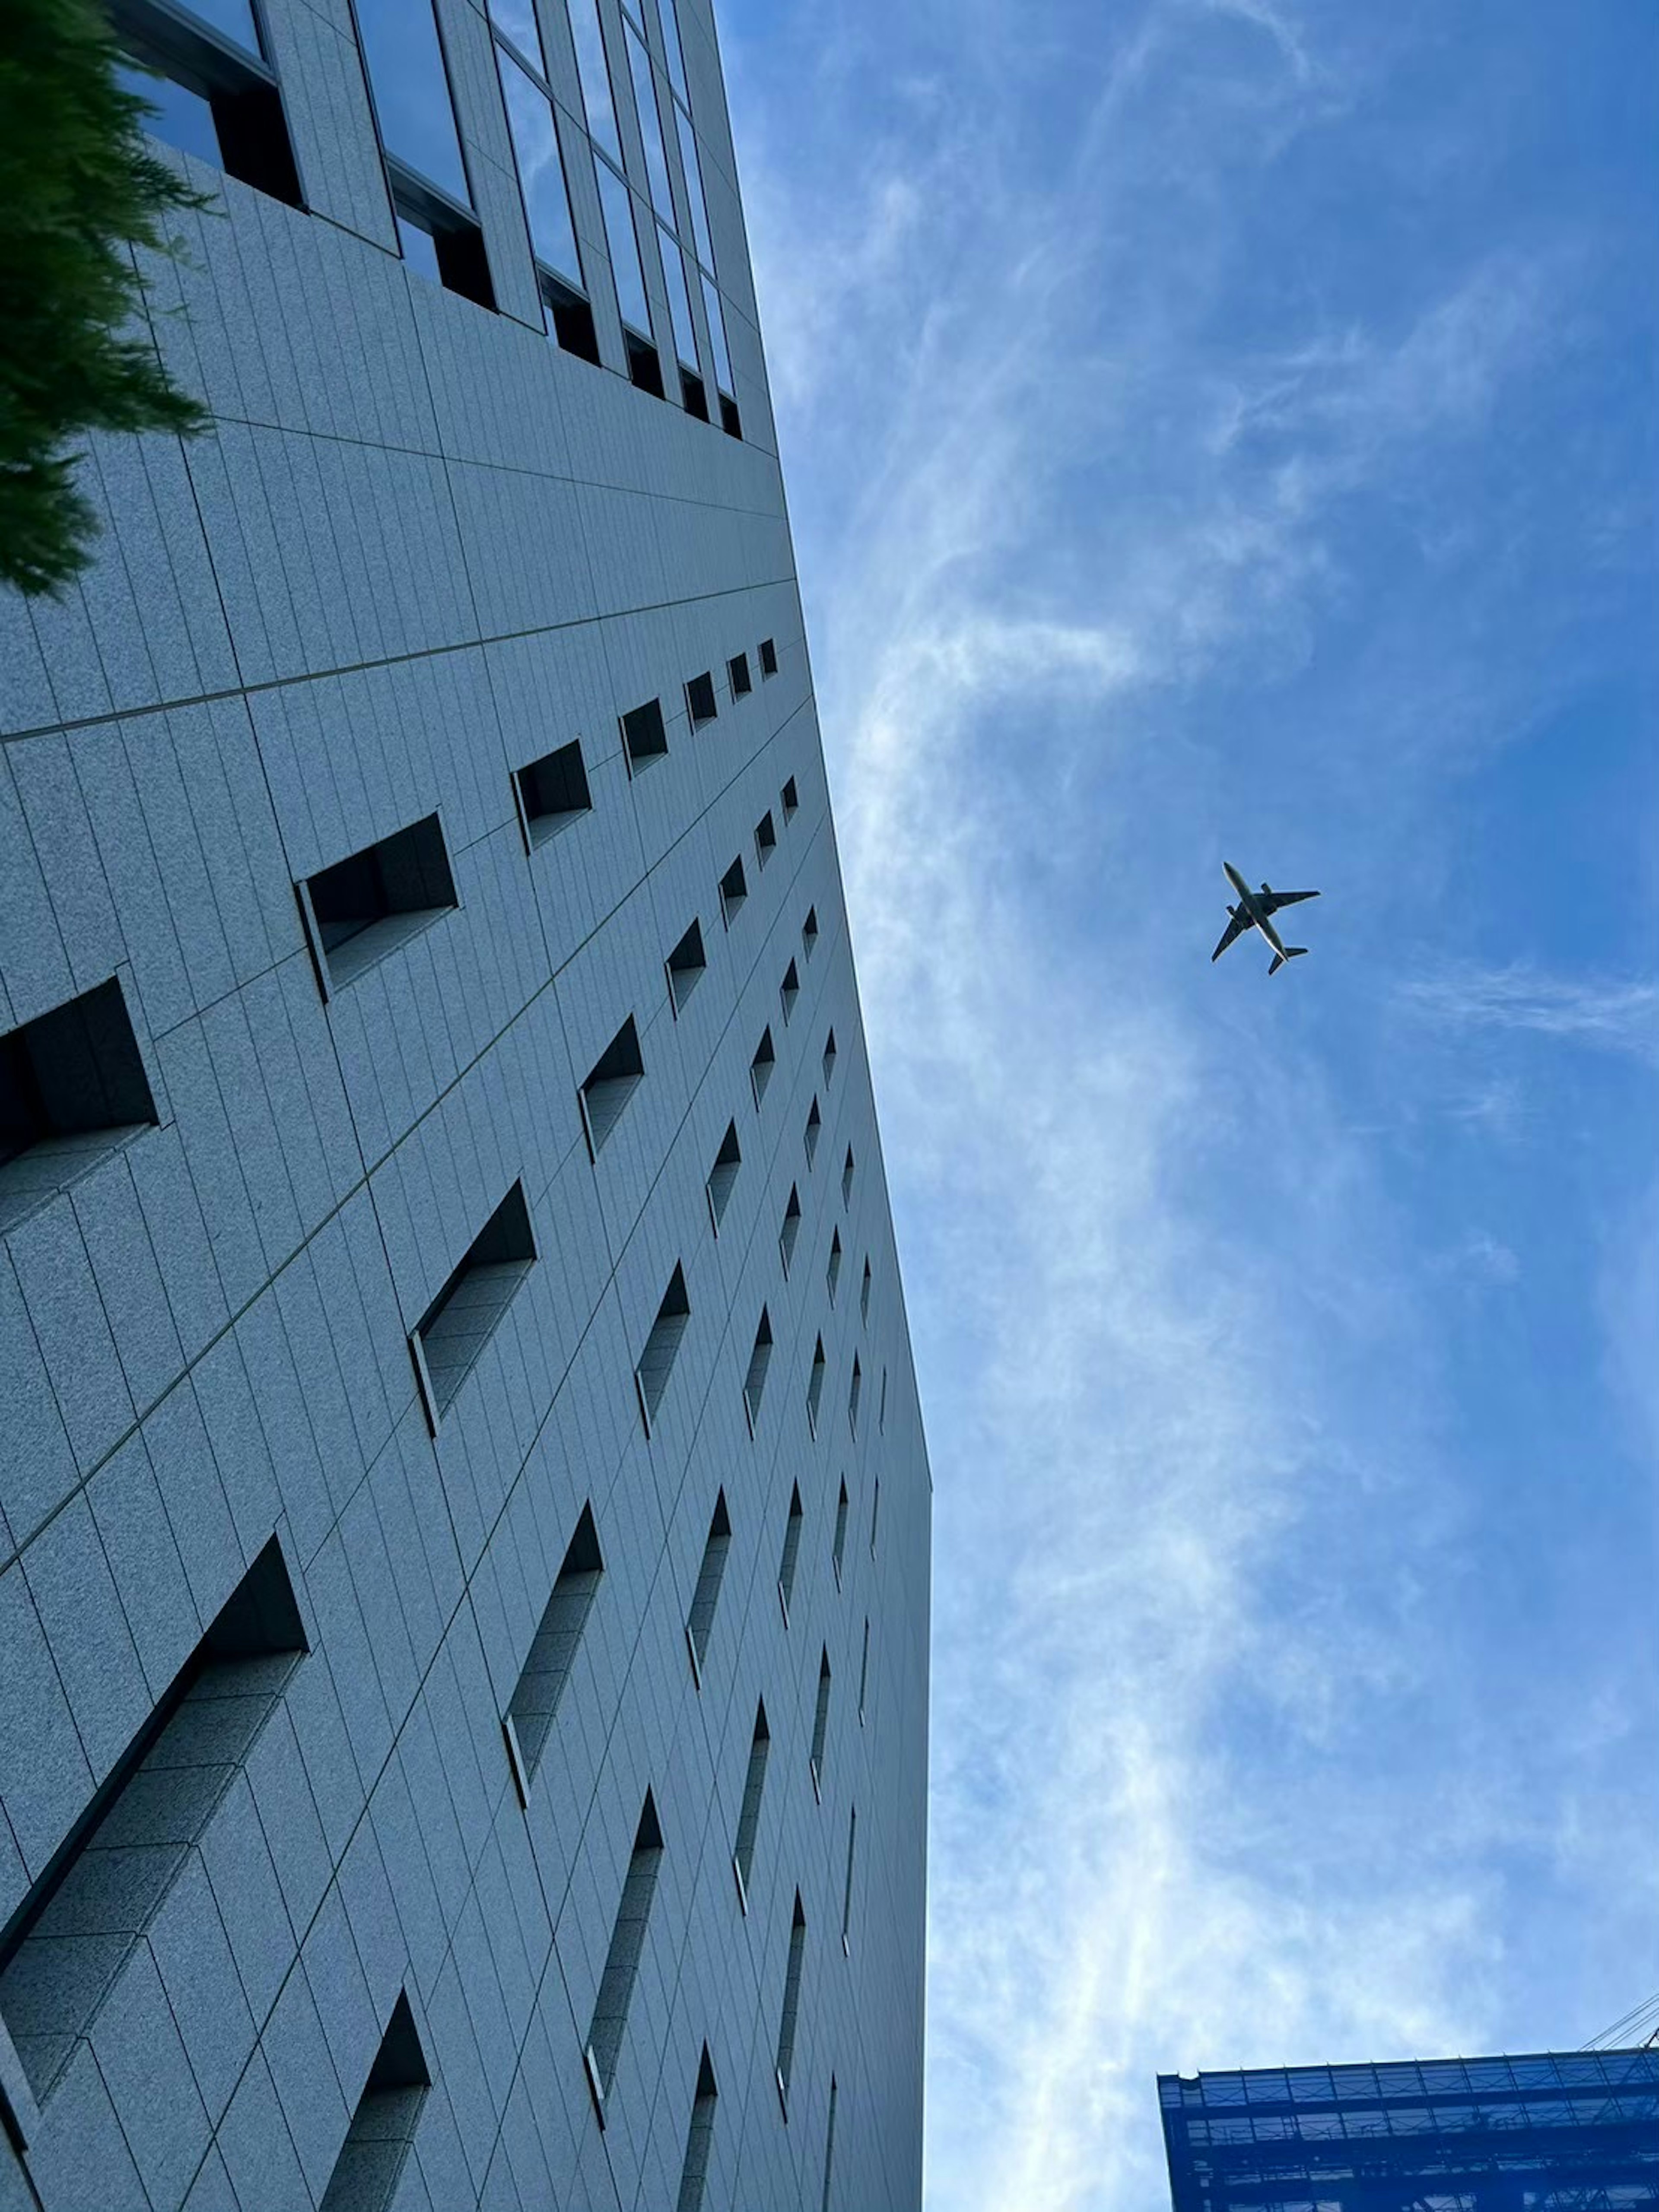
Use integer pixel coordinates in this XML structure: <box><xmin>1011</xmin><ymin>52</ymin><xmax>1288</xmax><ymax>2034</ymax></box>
<box><xmin>1211</xmin><ymin>912</ymin><xmax>1249</xmax><ymax>962</ymax></box>
<box><xmin>1258</xmin><ymin>889</ymin><xmax>1319</xmax><ymax>915</ymax></box>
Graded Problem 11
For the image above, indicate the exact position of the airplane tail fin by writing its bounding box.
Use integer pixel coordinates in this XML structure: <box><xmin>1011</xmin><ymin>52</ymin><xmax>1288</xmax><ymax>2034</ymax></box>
<box><xmin>1268</xmin><ymin>948</ymin><xmax>1309</xmax><ymax>977</ymax></box>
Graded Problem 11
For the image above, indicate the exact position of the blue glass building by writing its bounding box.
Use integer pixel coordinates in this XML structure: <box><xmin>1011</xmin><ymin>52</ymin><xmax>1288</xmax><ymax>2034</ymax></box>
<box><xmin>1160</xmin><ymin>2048</ymin><xmax>1659</xmax><ymax>2212</ymax></box>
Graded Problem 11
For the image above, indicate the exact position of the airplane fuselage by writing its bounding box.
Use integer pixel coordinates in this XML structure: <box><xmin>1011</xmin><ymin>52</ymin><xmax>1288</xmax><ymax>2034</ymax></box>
<box><xmin>1222</xmin><ymin>862</ymin><xmax>1290</xmax><ymax>960</ymax></box>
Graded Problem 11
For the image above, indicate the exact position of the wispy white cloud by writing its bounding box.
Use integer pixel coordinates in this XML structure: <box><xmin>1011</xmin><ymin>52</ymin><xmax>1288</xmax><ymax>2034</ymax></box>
<box><xmin>728</xmin><ymin>0</ymin><xmax>1653</xmax><ymax>2205</ymax></box>
<box><xmin>1400</xmin><ymin>962</ymin><xmax>1659</xmax><ymax>1063</ymax></box>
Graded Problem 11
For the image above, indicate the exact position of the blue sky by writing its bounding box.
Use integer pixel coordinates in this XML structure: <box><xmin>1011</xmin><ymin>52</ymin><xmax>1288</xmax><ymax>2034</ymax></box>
<box><xmin>717</xmin><ymin>0</ymin><xmax>1659</xmax><ymax>2204</ymax></box>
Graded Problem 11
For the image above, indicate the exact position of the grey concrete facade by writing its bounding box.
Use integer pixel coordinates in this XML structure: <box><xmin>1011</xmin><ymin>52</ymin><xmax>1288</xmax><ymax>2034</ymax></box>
<box><xmin>0</xmin><ymin>3</ymin><xmax>930</xmax><ymax>2206</ymax></box>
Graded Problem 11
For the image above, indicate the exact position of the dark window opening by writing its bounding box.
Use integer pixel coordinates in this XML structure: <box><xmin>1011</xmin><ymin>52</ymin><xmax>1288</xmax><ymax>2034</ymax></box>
<box><xmin>0</xmin><ymin>1536</ymin><xmax>306</xmax><ymax>2120</ymax></box>
<box><xmin>809</xmin><ymin>1650</ymin><xmax>832</xmax><ymax>1796</ymax></box>
<box><xmin>514</xmin><ymin>736</ymin><xmax>592</xmax><ymax>847</ymax></box>
<box><xmin>778</xmin><ymin>1484</ymin><xmax>803</xmax><ymax>1623</ymax></box>
<box><xmin>719</xmin><ymin>856</ymin><xmax>747</xmax><ymax>927</ymax></box>
<box><xmin>743</xmin><ymin>1308</ymin><xmax>772</xmax><ymax>1434</ymax></box>
<box><xmin>781</xmin><ymin>775</ymin><xmax>799</xmax><ymax>819</ymax></box>
<box><xmin>543</xmin><ymin>270</ymin><xmax>602</xmax><ymax>363</ymax></box>
<box><xmin>759</xmin><ymin>638</ymin><xmax>779</xmax><ymax>678</ymax></box>
<box><xmin>585</xmin><ymin>1794</ymin><xmax>664</xmax><ymax>2112</ymax></box>
<box><xmin>880</xmin><ymin>1365</ymin><xmax>888</xmax><ymax>1430</ymax></box>
<box><xmin>626</xmin><ymin>330</ymin><xmax>666</xmax><ymax>397</ymax></box>
<box><xmin>806</xmin><ymin>1335</ymin><xmax>826</xmax><ymax>1436</ymax></box>
<box><xmin>728</xmin><ymin>652</ymin><xmax>753</xmax><ymax>698</ymax></box>
<box><xmin>750</xmin><ymin>1027</ymin><xmax>775</xmax><ymax>1108</ymax></box>
<box><xmin>706</xmin><ymin>1120</ymin><xmax>741</xmax><ymax>1232</ymax></box>
<box><xmin>822</xmin><ymin>2077</ymin><xmax>839</xmax><ymax>2212</ymax></box>
<box><xmin>676</xmin><ymin>2048</ymin><xmax>719</xmax><ymax>2212</ymax></box>
<box><xmin>802</xmin><ymin>904</ymin><xmax>819</xmax><ymax>958</ymax></box>
<box><xmin>504</xmin><ymin>1504</ymin><xmax>603</xmax><ymax>1802</ymax></box>
<box><xmin>666</xmin><ymin>919</ymin><xmax>706</xmax><ymax>1014</ymax></box>
<box><xmin>780</xmin><ymin>959</ymin><xmax>800</xmax><ymax>1023</ymax></box>
<box><xmin>387</xmin><ymin>163</ymin><xmax>496</xmax><ymax>309</ymax></box>
<box><xmin>732</xmin><ymin>1703</ymin><xmax>769</xmax><ymax>1909</ymax></box>
<box><xmin>832</xmin><ymin>1479</ymin><xmax>849</xmax><ymax>1587</ymax></box>
<box><xmin>842</xmin><ymin>1146</ymin><xmax>855</xmax><ymax>1206</ymax></box>
<box><xmin>779</xmin><ymin>1185</ymin><xmax>801</xmax><ymax>1275</ymax></box>
<box><xmin>861</xmin><ymin>1257</ymin><xmax>872</xmax><ymax>1323</ymax></box>
<box><xmin>870</xmin><ymin>1477</ymin><xmax>880</xmax><ymax>1556</ymax></box>
<box><xmin>300</xmin><ymin>812</ymin><xmax>458</xmax><ymax>994</ymax></box>
<box><xmin>826</xmin><ymin>1229</ymin><xmax>842</xmax><ymax>1305</ymax></box>
<box><xmin>636</xmin><ymin>1263</ymin><xmax>690</xmax><ymax>1434</ymax></box>
<box><xmin>754</xmin><ymin>810</ymin><xmax>777</xmax><ymax>868</ymax></box>
<box><xmin>412</xmin><ymin>1181</ymin><xmax>536</xmax><ymax>1428</ymax></box>
<box><xmin>579</xmin><ymin>1016</ymin><xmax>645</xmax><ymax>1158</ymax></box>
<box><xmin>317</xmin><ymin>1991</ymin><xmax>431</xmax><ymax>2212</ymax></box>
<box><xmin>720</xmin><ymin>394</ymin><xmax>743</xmax><ymax>439</ymax></box>
<box><xmin>620</xmin><ymin>695</ymin><xmax>668</xmax><ymax>774</ymax></box>
<box><xmin>848</xmin><ymin>1354</ymin><xmax>862</xmax><ymax>1435</ymax></box>
<box><xmin>775</xmin><ymin>1895</ymin><xmax>806</xmax><ymax>2112</ymax></box>
<box><xmin>840</xmin><ymin>1809</ymin><xmax>857</xmax><ymax>1954</ymax></box>
<box><xmin>680</xmin><ymin>367</ymin><xmax>710</xmax><ymax>420</ymax></box>
<box><xmin>685</xmin><ymin>1490</ymin><xmax>731</xmax><ymax>1682</ymax></box>
<box><xmin>115</xmin><ymin>0</ymin><xmax>303</xmax><ymax>206</ymax></box>
<box><xmin>685</xmin><ymin>671</ymin><xmax>718</xmax><ymax>727</ymax></box>
<box><xmin>822</xmin><ymin>1029</ymin><xmax>837</xmax><ymax>1083</ymax></box>
<box><xmin>804</xmin><ymin>1096</ymin><xmax>821</xmax><ymax>1165</ymax></box>
<box><xmin>0</xmin><ymin>977</ymin><xmax>157</xmax><ymax>1234</ymax></box>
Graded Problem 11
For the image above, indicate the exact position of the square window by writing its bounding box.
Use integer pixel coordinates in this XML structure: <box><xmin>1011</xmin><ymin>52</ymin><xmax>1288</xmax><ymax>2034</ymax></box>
<box><xmin>666</xmin><ymin>919</ymin><xmax>707</xmax><ymax>1014</ymax></box>
<box><xmin>0</xmin><ymin>978</ymin><xmax>157</xmax><ymax>1234</ymax></box>
<box><xmin>579</xmin><ymin>1017</ymin><xmax>645</xmax><ymax>1158</ymax></box>
<box><xmin>299</xmin><ymin>812</ymin><xmax>458</xmax><ymax>994</ymax></box>
<box><xmin>719</xmin><ymin>857</ymin><xmax>747</xmax><ymax>927</ymax></box>
<box><xmin>636</xmin><ymin>1265</ymin><xmax>690</xmax><ymax>1434</ymax></box>
<box><xmin>413</xmin><ymin>1181</ymin><xmax>537</xmax><ymax>1428</ymax></box>
<box><xmin>706</xmin><ymin>1120</ymin><xmax>741</xmax><ymax>1232</ymax></box>
<box><xmin>749</xmin><ymin>1028</ymin><xmax>775</xmax><ymax>1108</ymax></box>
<box><xmin>514</xmin><ymin>738</ymin><xmax>592</xmax><ymax>847</ymax></box>
<box><xmin>686</xmin><ymin>671</ymin><xmax>718</xmax><ymax>727</ymax></box>
<box><xmin>620</xmin><ymin>696</ymin><xmax>668</xmax><ymax>773</ymax></box>
<box><xmin>728</xmin><ymin>653</ymin><xmax>753</xmax><ymax>698</ymax></box>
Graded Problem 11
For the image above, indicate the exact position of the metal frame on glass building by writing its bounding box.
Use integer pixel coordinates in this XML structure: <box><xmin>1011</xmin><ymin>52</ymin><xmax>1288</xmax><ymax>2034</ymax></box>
<box><xmin>1159</xmin><ymin>2049</ymin><xmax>1659</xmax><ymax>2212</ymax></box>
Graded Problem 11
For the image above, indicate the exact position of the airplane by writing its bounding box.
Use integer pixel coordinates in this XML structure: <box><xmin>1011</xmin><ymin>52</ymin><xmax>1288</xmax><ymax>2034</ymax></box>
<box><xmin>1211</xmin><ymin>861</ymin><xmax>1320</xmax><ymax>975</ymax></box>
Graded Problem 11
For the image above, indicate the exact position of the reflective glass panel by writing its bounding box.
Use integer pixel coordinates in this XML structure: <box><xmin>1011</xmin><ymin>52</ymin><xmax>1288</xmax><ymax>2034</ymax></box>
<box><xmin>624</xmin><ymin>25</ymin><xmax>674</xmax><ymax>224</ymax></box>
<box><xmin>566</xmin><ymin>0</ymin><xmax>621</xmax><ymax>163</ymax></box>
<box><xmin>675</xmin><ymin>105</ymin><xmax>713</xmax><ymax>270</ymax></box>
<box><xmin>658</xmin><ymin>226</ymin><xmax>696</xmax><ymax>366</ymax></box>
<box><xmin>486</xmin><ymin>0</ymin><xmax>547</xmax><ymax>71</ymax></box>
<box><xmin>597</xmin><ymin>163</ymin><xmax>650</xmax><ymax>334</ymax></box>
<box><xmin>354</xmin><ymin>0</ymin><xmax>469</xmax><ymax>204</ymax></box>
<box><xmin>498</xmin><ymin>48</ymin><xmax>582</xmax><ymax>282</ymax></box>
<box><xmin>655</xmin><ymin>0</ymin><xmax>689</xmax><ymax>105</ymax></box>
<box><xmin>181</xmin><ymin>0</ymin><xmax>262</xmax><ymax>54</ymax></box>
<box><xmin>119</xmin><ymin>61</ymin><xmax>220</xmax><ymax>167</ymax></box>
<box><xmin>700</xmin><ymin>272</ymin><xmax>731</xmax><ymax>393</ymax></box>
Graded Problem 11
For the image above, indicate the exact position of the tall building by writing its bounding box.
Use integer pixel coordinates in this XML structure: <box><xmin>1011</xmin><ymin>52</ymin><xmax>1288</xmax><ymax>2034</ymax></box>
<box><xmin>1159</xmin><ymin>2048</ymin><xmax>1659</xmax><ymax>2212</ymax></box>
<box><xmin>0</xmin><ymin>2</ymin><xmax>930</xmax><ymax>2206</ymax></box>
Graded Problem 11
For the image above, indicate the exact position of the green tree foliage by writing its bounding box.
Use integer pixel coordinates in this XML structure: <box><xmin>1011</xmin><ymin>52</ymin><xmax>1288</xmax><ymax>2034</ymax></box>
<box><xmin>0</xmin><ymin>0</ymin><xmax>207</xmax><ymax>598</ymax></box>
